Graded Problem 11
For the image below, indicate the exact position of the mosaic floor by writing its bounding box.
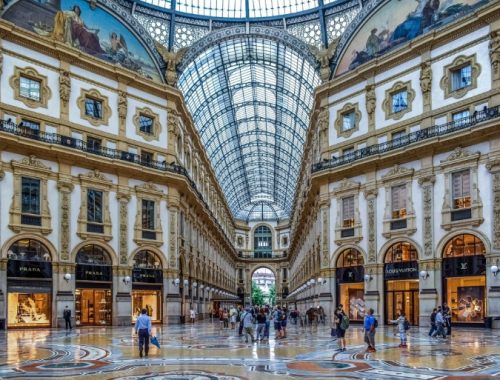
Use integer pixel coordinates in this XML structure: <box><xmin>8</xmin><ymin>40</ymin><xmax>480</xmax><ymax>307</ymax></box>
<box><xmin>1</xmin><ymin>321</ymin><xmax>500</xmax><ymax>379</ymax></box>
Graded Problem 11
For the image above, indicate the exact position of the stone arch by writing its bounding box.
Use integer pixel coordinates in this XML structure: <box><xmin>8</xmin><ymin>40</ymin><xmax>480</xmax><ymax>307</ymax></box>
<box><xmin>128</xmin><ymin>246</ymin><xmax>168</xmax><ymax>269</ymax></box>
<box><xmin>379</xmin><ymin>238</ymin><xmax>422</xmax><ymax>264</ymax></box>
<box><xmin>331</xmin><ymin>245</ymin><xmax>368</xmax><ymax>269</ymax></box>
<box><xmin>1</xmin><ymin>233</ymin><xmax>57</xmax><ymax>262</ymax></box>
<box><xmin>251</xmin><ymin>222</ymin><xmax>274</xmax><ymax>251</ymax></box>
<box><xmin>178</xmin><ymin>253</ymin><xmax>187</xmax><ymax>276</ymax></box>
<box><xmin>435</xmin><ymin>229</ymin><xmax>491</xmax><ymax>259</ymax></box>
<box><xmin>249</xmin><ymin>264</ymin><xmax>277</xmax><ymax>279</ymax></box>
<box><xmin>70</xmin><ymin>240</ymin><xmax>118</xmax><ymax>266</ymax></box>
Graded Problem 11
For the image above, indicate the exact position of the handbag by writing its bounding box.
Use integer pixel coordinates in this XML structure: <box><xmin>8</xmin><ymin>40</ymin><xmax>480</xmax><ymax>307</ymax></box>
<box><xmin>330</xmin><ymin>327</ymin><xmax>336</xmax><ymax>337</ymax></box>
<box><xmin>150</xmin><ymin>335</ymin><xmax>160</xmax><ymax>349</ymax></box>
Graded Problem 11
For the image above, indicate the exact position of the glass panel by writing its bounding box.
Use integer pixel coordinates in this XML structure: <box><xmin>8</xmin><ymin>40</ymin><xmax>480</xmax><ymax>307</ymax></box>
<box><xmin>443</xmin><ymin>234</ymin><xmax>485</xmax><ymax>257</ymax></box>
<box><xmin>391</xmin><ymin>90</ymin><xmax>407</xmax><ymax>113</ymax></box>
<box><xmin>391</xmin><ymin>184</ymin><xmax>407</xmax><ymax>219</ymax></box>
<box><xmin>20</xmin><ymin>120</ymin><xmax>40</xmax><ymax>136</ymax></box>
<box><xmin>75</xmin><ymin>289</ymin><xmax>112</xmax><ymax>326</ymax></box>
<box><xmin>132</xmin><ymin>290</ymin><xmax>162</xmax><ymax>323</ymax></box>
<box><xmin>452</xmin><ymin>65</ymin><xmax>472</xmax><ymax>91</ymax></box>
<box><xmin>385</xmin><ymin>242</ymin><xmax>417</xmax><ymax>263</ymax></box>
<box><xmin>142</xmin><ymin>199</ymin><xmax>155</xmax><ymax>230</ymax></box>
<box><xmin>133</xmin><ymin>250</ymin><xmax>161</xmax><ymax>269</ymax></box>
<box><xmin>385</xmin><ymin>280</ymin><xmax>419</xmax><ymax>325</ymax></box>
<box><xmin>19</xmin><ymin>76</ymin><xmax>41</xmax><ymax>101</ymax></box>
<box><xmin>336</xmin><ymin>248</ymin><xmax>363</xmax><ymax>267</ymax></box>
<box><xmin>76</xmin><ymin>245</ymin><xmax>111</xmax><ymax>265</ymax></box>
<box><xmin>452</xmin><ymin>169</ymin><xmax>471</xmax><ymax>209</ymax></box>
<box><xmin>446</xmin><ymin>276</ymin><xmax>485</xmax><ymax>323</ymax></box>
<box><xmin>21</xmin><ymin>177</ymin><xmax>40</xmax><ymax>215</ymax></box>
<box><xmin>342</xmin><ymin>111</ymin><xmax>355</xmax><ymax>131</ymax></box>
<box><xmin>87</xmin><ymin>189</ymin><xmax>103</xmax><ymax>223</ymax></box>
<box><xmin>342</xmin><ymin>196</ymin><xmax>354</xmax><ymax>227</ymax></box>
<box><xmin>7</xmin><ymin>239</ymin><xmax>51</xmax><ymax>261</ymax></box>
<box><xmin>338</xmin><ymin>283</ymin><xmax>365</xmax><ymax>321</ymax></box>
<box><xmin>8</xmin><ymin>293</ymin><xmax>51</xmax><ymax>327</ymax></box>
<box><xmin>139</xmin><ymin>115</ymin><xmax>154</xmax><ymax>134</ymax></box>
<box><xmin>87</xmin><ymin>137</ymin><xmax>102</xmax><ymax>152</ymax></box>
<box><xmin>85</xmin><ymin>97</ymin><xmax>103</xmax><ymax>119</ymax></box>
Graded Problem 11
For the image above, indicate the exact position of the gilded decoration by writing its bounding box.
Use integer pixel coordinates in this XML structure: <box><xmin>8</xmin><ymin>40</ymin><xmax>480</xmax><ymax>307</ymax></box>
<box><xmin>77</xmin><ymin>88</ymin><xmax>112</xmax><ymax>127</ymax></box>
<box><xmin>382</xmin><ymin>80</ymin><xmax>415</xmax><ymax>121</ymax></box>
<box><xmin>9</xmin><ymin>156</ymin><xmax>52</xmax><ymax>235</ymax></box>
<box><xmin>77</xmin><ymin>169</ymin><xmax>113</xmax><ymax>241</ymax></box>
<box><xmin>440</xmin><ymin>147</ymin><xmax>483</xmax><ymax>230</ymax></box>
<box><xmin>490</xmin><ymin>30</ymin><xmax>500</xmax><ymax>80</ymax></box>
<box><xmin>335</xmin><ymin>102</ymin><xmax>361</xmax><ymax>138</ymax></box>
<box><xmin>134</xmin><ymin>182</ymin><xmax>164</xmax><ymax>247</ymax></box>
<box><xmin>155</xmin><ymin>42</ymin><xmax>187</xmax><ymax>87</ymax></box>
<box><xmin>9</xmin><ymin>66</ymin><xmax>52</xmax><ymax>109</ymax></box>
<box><xmin>57</xmin><ymin>179</ymin><xmax>74</xmax><ymax>261</ymax></box>
<box><xmin>440</xmin><ymin>54</ymin><xmax>481</xmax><ymax>100</ymax></box>
<box><xmin>133</xmin><ymin>106</ymin><xmax>161</xmax><ymax>142</ymax></box>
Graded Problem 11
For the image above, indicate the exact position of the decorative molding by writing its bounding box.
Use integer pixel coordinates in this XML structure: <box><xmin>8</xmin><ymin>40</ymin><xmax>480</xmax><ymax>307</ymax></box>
<box><xmin>133</xmin><ymin>106</ymin><xmax>161</xmax><ymax>142</ymax></box>
<box><xmin>57</xmin><ymin>179</ymin><xmax>74</xmax><ymax>261</ymax></box>
<box><xmin>381</xmin><ymin>164</ymin><xmax>415</xmax><ymax>183</ymax></box>
<box><xmin>9</xmin><ymin>66</ymin><xmax>52</xmax><ymax>109</ymax></box>
<box><xmin>364</xmin><ymin>188</ymin><xmax>377</xmax><ymax>263</ymax></box>
<box><xmin>487</xmin><ymin>157</ymin><xmax>500</xmax><ymax>249</ymax></box>
<box><xmin>440</xmin><ymin>54</ymin><xmax>481</xmax><ymax>100</ymax></box>
<box><xmin>420</xmin><ymin>61</ymin><xmax>432</xmax><ymax>107</ymax></box>
<box><xmin>134</xmin><ymin>182</ymin><xmax>164</xmax><ymax>247</ymax></box>
<box><xmin>335</xmin><ymin>102</ymin><xmax>361</xmax><ymax>138</ymax></box>
<box><xmin>59</xmin><ymin>69</ymin><xmax>71</xmax><ymax>108</ymax></box>
<box><xmin>117</xmin><ymin>192</ymin><xmax>131</xmax><ymax>265</ymax></box>
<box><xmin>309</xmin><ymin>39</ymin><xmax>339</xmax><ymax>82</ymax></box>
<box><xmin>365</xmin><ymin>84</ymin><xmax>376</xmax><ymax>129</ymax></box>
<box><xmin>489</xmin><ymin>30</ymin><xmax>500</xmax><ymax>80</ymax></box>
<box><xmin>77</xmin><ymin>88</ymin><xmax>112</xmax><ymax>127</ymax></box>
<box><xmin>321</xmin><ymin>207</ymin><xmax>329</xmax><ymax>268</ymax></box>
<box><xmin>418</xmin><ymin>173</ymin><xmax>435</xmax><ymax>257</ymax></box>
<box><xmin>118</xmin><ymin>90</ymin><xmax>127</xmax><ymax>134</ymax></box>
<box><xmin>155</xmin><ymin>42</ymin><xmax>187</xmax><ymax>86</ymax></box>
<box><xmin>382</xmin><ymin>80</ymin><xmax>415</xmax><ymax>121</ymax></box>
<box><xmin>316</xmin><ymin>107</ymin><xmax>329</xmax><ymax>159</ymax></box>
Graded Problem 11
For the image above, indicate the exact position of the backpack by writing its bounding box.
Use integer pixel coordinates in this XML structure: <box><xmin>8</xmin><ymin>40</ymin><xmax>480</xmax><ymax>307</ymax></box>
<box><xmin>340</xmin><ymin>315</ymin><xmax>350</xmax><ymax>330</ymax></box>
<box><xmin>403</xmin><ymin>319</ymin><xmax>410</xmax><ymax>331</ymax></box>
<box><xmin>373</xmin><ymin>318</ymin><xmax>378</xmax><ymax>329</ymax></box>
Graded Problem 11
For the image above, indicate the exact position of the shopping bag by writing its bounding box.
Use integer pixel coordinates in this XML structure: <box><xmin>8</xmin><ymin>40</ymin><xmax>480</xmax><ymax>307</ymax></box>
<box><xmin>150</xmin><ymin>336</ymin><xmax>160</xmax><ymax>349</ymax></box>
<box><xmin>331</xmin><ymin>327</ymin><xmax>336</xmax><ymax>337</ymax></box>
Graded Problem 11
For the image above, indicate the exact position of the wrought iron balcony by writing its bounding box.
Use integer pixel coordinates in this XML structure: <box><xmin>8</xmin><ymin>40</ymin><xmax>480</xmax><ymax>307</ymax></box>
<box><xmin>312</xmin><ymin>106</ymin><xmax>500</xmax><ymax>173</ymax></box>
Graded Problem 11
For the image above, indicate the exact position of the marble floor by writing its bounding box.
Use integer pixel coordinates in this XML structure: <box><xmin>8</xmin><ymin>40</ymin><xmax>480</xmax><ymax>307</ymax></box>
<box><xmin>1</xmin><ymin>321</ymin><xmax>500</xmax><ymax>379</ymax></box>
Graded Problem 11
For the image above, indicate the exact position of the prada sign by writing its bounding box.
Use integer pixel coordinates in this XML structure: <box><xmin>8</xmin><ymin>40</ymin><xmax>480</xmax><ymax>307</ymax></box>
<box><xmin>76</xmin><ymin>264</ymin><xmax>111</xmax><ymax>282</ymax></box>
<box><xmin>132</xmin><ymin>268</ymin><xmax>163</xmax><ymax>284</ymax></box>
<box><xmin>384</xmin><ymin>261</ymin><xmax>419</xmax><ymax>280</ymax></box>
<box><xmin>443</xmin><ymin>255</ymin><xmax>486</xmax><ymax>277</ymax></box>
<box><xmin>7</xmin><ymin>260</ymin><xmax>52</xmax><ymax>279</ymax></box>
<box><xmin>336</xmin><ymin>266</ymin><xmax>364</xmax><ymax>283</ymax></box>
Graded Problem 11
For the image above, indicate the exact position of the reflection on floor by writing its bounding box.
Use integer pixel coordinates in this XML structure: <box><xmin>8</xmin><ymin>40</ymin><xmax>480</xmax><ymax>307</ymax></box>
<box><xmin>1</xmin><ymin>321</ymin><xmax>500</xmax><ymax>379</ymax></box>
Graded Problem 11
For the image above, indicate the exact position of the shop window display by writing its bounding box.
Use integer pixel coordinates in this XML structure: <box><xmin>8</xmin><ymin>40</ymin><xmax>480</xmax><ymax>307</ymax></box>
<box><xmin>75</xmin><ymin>289</ymin><xmax>112</xmax><ymax>326</ymax></box>
<box><xmin>132</xmin><ymin>290</ymin><xmax>161</xmax><ymax>322</ymax></box>
<box><xmin>336</xmin><ymin>248</ymin><xmax>365</xmax><ymax>322</ymax></box>
<box><xmin>8</xmin><ymin>293</ymin><xmax>50</xmax><ymax>327</ymax></box>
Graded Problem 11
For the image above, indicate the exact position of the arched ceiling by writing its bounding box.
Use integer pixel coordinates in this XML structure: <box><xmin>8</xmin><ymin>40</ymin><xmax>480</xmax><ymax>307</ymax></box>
<box><xmin>178</xmin><ymin>35</ymin><xmax>320</xmax><ymax>222</ymax></box>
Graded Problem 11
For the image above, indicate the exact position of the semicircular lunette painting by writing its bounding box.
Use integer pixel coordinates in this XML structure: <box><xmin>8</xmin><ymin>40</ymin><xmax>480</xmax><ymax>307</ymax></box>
<box><xmin>335</xmin><ymin>0</ymin><xmax>488</xmax><ymax>76</ymax></box>
<box><xmin>1</xmin><ymin>0</ymin><xmax>162</xmax><ymax>82</ymax></box>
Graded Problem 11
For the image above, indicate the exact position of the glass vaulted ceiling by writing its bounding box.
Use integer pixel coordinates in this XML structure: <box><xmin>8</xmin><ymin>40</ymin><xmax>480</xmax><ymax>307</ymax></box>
<box><xmin>178</xmin><ymin>37</ymin><xmax>320</xmax><ymax>222</ymax></box>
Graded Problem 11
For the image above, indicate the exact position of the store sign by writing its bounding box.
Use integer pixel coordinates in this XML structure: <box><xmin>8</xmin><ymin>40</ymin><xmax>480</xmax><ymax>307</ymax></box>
<box><xmin>132</xmin><ymin>268</ymin><xmax>163</xmax><ymax>283</ymax></box>
<box><xmin>76</xmin><ymin>264</ymin><xmax>111</xmax><ymax>281</ymax></box>
<box><xmin>443</xmin><ymin>255</ymin><xmax>486</xmax><ymax>277</ymax></box>
<box><xmin>384</xmin><ymin>261</ymin><xmax>418</xmax><ymax>280</ymax></box>
<box><xmin>336</xmin><ymin>266</ymin><xmax>364</xmax><ymax>283</ymax></box>
<box><xmin>7</xmin><ymin>260</ymin><xmax>52</xmax><ymax>278</ymax></box>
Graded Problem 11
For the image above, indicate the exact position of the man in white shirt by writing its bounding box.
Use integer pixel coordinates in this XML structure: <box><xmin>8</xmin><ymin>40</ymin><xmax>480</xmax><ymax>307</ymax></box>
<box><xmin>135</xmin><ymin>308</ymin><xmax>152</xmax><ymax>357</ymax></box>
<box><xmin>190</xmin><ymin>308</ymin><xmax>196</xmax><ymax>323</ymax></box>
<box><xmin>242</xmin><ymin>308</ymin><xmax>256</xmax><ymax>343</ymax></box>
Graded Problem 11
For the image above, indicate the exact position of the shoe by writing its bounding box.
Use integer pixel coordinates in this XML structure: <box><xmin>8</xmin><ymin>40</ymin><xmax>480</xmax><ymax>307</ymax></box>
<box><xmin>335</xmin><ymin>348</ymin><xmax>342</xmax><ymax>352</ymax></box>
<box><xmin>139</xmin><ymin>351</ymin><xmax>143</xmax><ymax>358</ymax></box>
<box><xmin>342</xmin><ymin>348</ymin><xmax>346</xmax><ymax>352</ymax></box>
<box><xmin>245</xmin><ymin>340</ymin><xmax>248</xmax><ymax>343</ymax></box>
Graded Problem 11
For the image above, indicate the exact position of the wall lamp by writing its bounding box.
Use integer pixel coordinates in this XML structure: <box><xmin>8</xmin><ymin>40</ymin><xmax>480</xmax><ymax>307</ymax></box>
<box><xmin>317</xmin><ymin>277</ymin><xmax>327</xmax><ymax>285</ymax></box>
<box><xmin>172</xmin><ymin>278</ymin><xmax>180</xmax><ymax>286</ymax></box>
<box><xmin>364</xmin><ymin>270</ymin><xmax>373</xmax><ymax>282</ymax></box>
<box><xmin>193</xmin><ymin>281</ymin><xmax>198</xmax><ymax>288</ymax></box>
<box><xmin>183</xmin><ymin>279</ymin><xmax>189</xmax><ymax>286</ymax></box>
<box><xmin>491</xmin><ymin>261</ymin><xmax>499</xmax><ymax>277</ymax></box>
<box><xmin>199</xmin><ymin>284</ymin><xmax>205</xmax><ymax>289</ymax></box>
<box><xmin>419</xmin><ymin>270</ymin><xmax>429</xmax><ymax>280</ymax></box>
<box><xmin>123</xmin><ymin>276</ymin><xmax>131</xmax><ymax>285</ymax></box>
<box><xmin>63</xmin><ymin>273</ymin><xmax>72</xmax><ymax>282</ymax></box>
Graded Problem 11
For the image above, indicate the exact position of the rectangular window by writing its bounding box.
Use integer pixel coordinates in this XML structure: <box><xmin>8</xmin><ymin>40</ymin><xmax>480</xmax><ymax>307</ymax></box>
<box><xmin>342</xmin><ymin>196</ymin><xmax>355</xmax><ymax>228</ymax></box>
<box><xmin>142</xmin><ymin>199</ymin><xmax>155</xmax><ymax>230</ymax></box>
<box><xmin>342</xmin><ymin>111</ymin><xmax>355</xmax><ymax>131</ymax></box>
<box><xmin>21</xmin><ymin>177</ymin><xmax>40</xmax><ymax>215</ymax></box>
<box><xmin>139</xmin><ymin>115</ymin><xmax>154</xmax><ymax>134</ymax></box>
<box><xmin>392</xmin><ymin>130</ymin><xmax>406</xmax><ymax>141</ymax></box>
<box><xmin>391</xmin><ymin>90</ymin><xmax>408</xmax><ymax>113</ymax></box>
<box><xmin>451</xmin><ymin>65</ymin><xmax>472</xmax><ymax>91</ymax></box>
<box><xmin>19</xmin><ymin>120</ymin><xmax>40</xmax><ymax>137</ymax></box>
<box><xmin>141</xmin><ymin>151</ymin><xmax>153</xmax><ymax>165</ymax></box>
<box><xmin>85</xmin><ymin>97</ymin><xmax>103</xmax><ymax>119</ymax></box>
<box><xmin>452</xmin><ymin>110</ymin><xmax>470</xmax><ymax>126</ymax></box>
<box><xmin>19</xmin><ymin>76</ymin><xmax>41</xmax><ymax>101</ymax></box>
<box><xmin>391</xmin><ymin>184</ymin><xmax>407</xmax><ymax>219</ymax></box>
<box><xmin>87</xmin><ymin>136</ymin><xmax>102</xmax><ymax>152</ymax></box>
<box><xmin>452</xmin><ymin>170</ymin><xmax>471</xmax><ymax>209</ymax></box>
<box><xmin>87</xmin><ymin>189</ymin><xmax>103</xmax><ymax>223</ymax></box>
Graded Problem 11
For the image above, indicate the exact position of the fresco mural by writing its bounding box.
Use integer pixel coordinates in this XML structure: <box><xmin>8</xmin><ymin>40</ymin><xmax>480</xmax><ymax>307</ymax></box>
<box><xmin>1</xmin><ymin>0</ymin><xmax>162</xmax><ymax>82</ymax></box>
<box><xmin>335</xmin><ymin>0</ymin><xmax>488</xmax><ymax>76</ymax></box>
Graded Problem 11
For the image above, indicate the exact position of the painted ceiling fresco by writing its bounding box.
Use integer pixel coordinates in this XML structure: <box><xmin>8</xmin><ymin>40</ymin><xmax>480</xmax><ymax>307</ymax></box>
<box><xmin>335</xmin><ymin>0</ymin><xmax>487</xmax><ymax>76</ymax></box>
<box><xmin>2</xmin><ymin>0</ymin><xmax>162</xmax><ymax>82</ymax></box>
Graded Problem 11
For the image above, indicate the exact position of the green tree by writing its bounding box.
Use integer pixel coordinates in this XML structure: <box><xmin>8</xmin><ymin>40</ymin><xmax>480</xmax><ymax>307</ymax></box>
<box><xmin>269</xmin><ymin>284</ymin><xmax>276</xmax><ymax>306</ymax></box>
<box><xmin>251</xmin><ymin>280</ymin><xmax>265</xmax><ymax>305</ymax></box>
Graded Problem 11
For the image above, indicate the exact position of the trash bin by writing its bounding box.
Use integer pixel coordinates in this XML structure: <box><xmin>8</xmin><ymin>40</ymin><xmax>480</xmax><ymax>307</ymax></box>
<box><xmin>485</xmin><ymin>316</ymin><xmax>493</xmax><ymax>328</ymax></box>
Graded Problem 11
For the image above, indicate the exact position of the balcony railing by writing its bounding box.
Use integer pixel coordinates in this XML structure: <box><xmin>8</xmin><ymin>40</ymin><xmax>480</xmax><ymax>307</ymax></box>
<box><xmin>0</xmin><ymin>119</ymin><xmax>235</xmax><ymax>253</ymax></box>
<box><xmin>312</xmin><ymin>106</ymin><xmax>500</xmax><ymax>173</ymax></box>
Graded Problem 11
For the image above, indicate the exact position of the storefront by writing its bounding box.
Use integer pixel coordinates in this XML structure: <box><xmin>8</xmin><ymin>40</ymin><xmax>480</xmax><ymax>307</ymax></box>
<box><xmin>442</xmin><ymin>234</ymin><xmax>486</xmax><ymax>324</ymax></box>
<box><xmin>6</xmin><ymin>239</ymin><xmax>52</xmax><ymax>328</ymax></box>
<box><xmin>384</xmin><ymin>242</ymin><xmax>419</xmax><ymax>326</ymax></box>
<box><xmin>335</xmin><ymin>248</ymin><xmax>365</xmax><ymax>322</ymax></box>
<box><xmin>75</xmin><ymin>245</ymin><xmax>112</xmax><ymax>326</ymax></box>
<box><xmin>131</xmin><ymin>250</ymin><xmax>163</xmax><ymax>324</ymax></box>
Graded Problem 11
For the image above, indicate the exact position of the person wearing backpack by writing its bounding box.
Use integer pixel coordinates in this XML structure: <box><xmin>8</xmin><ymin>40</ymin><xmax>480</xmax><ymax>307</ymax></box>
<box><xmin>390</xmin><ymin>311</ymin><xmax>409</xmax><ymax>348</ymax></box>
<box><xmin>334</xmin><ymin>305</ymin><xmax>349</xmax><ymax>352</ymax></box>
<box><xmin>363</xmin><ymin>308</ymin><xmax>377</xmax><ymax>353</ymax></box>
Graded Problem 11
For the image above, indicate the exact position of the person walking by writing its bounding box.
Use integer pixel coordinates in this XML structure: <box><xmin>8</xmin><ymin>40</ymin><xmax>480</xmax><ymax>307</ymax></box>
<box><xmin>281</xmin><ymin>307</ymin><xmax>288</xmax><ymax>339</ymax></box>
<box><xmin>443</xmin><ymin>302</ymin><xmax>452</xmax><ymax>336</ymax></box>
<box><xmin>190</xmin><ymin>308</ymin><xmax>196</xmax><ymax>324</ymax></box>
<box><xmin>230</xmin><ymin>306</ymin><xmax>237</xmax><ymax>329</ymax></box>
<box><xmin>256</xmin><ymin>308</ymin><xmax>267</xmax><ymax>341</ymax></box>
<box><xmin>390</xmin><ymin>311</ymin><xmax>409</xmax><ymax>347</ymax></box>
<box><xmin>242</xmin><ymin>308</ymin><xmax>256</xmax><ymax>343</ymax></box>
<box><xmin>433</xmin><ymin>306</ymin><xmax>447</xmax><ymax>339</ymax></box>
<box><xmin>63</xmin><ymin>306</ymin><xmax>72</xmax><ymax>330</ymax></box>
<box><xmin>272</xmin><ymin>306</ymin><xmax>283</xmax><ymax>339</ymax></box>
<box><xmin>364</xmin><ymin>308</ymin><xmax>377</xmax><ymax>353</ymax></box>
<box><xmin>334</xmin><ymin>305</ymin><xmax>349</xmax><ymax>352</ymax></box>
<box><xmin>135</xmin><ymin>308</ymin><xmax>152</xmax><ymax>358</ymax></box>
<box><xmin>264</xmin><ymin>306</ymin><xmax>271</xmax><ymax>341</ymax></box>
<box><xmin>428</xmin><ymin>308</ymin><xmax>437</xmax><ymax>337</ymax></box>
<box><xmin>238</xmin><ymin>306</ymin><xmax>245</xmax><ymax>336</ymax></box>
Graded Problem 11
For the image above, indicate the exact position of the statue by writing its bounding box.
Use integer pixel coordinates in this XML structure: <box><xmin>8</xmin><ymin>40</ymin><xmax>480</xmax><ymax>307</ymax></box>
<box><xmin>309</xmin><ymin>39</ymin><xmax>339</xmax><ymax>82</ymax></box>
<box><xmin>365</xmin><ymin>84</ymin><xmax>376</xmax><ymax>119</ymax></box>
<box><xmin>155</xmin><ymin>42</ymin><xmax>187</xmax><ymax>87</ymax></box>
<box><xmin>420</xmin><ymin>61</ymin><xmax>432</xmax><ymax>94</ymax></box>
<box><xmin>59</xmin><ymin>70</ymin><xmax>71</xmax><ymax>106</ymax></box>
<box><xmin>118</xmin><ymin>91</ymin><xmax>127</xmax><ymax>121</ymax></box>
<box><xmin>490</xmin><ymin>30</ymin><xmax>500</xmax><ymax>78</ymax></box>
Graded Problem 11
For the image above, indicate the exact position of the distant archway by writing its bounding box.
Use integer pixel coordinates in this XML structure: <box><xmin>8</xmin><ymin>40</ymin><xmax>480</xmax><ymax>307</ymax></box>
<box><xmin>251</xmin><ymin>267</ymin><xmax>276</xmax><ymax>306</ymax></box>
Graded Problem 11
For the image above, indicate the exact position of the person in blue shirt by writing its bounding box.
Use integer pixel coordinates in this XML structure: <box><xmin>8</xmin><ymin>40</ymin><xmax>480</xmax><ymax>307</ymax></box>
<box><xmin>363</xmin><ymin>308</ymin><xmax>376</xmax><ymax>353</ymax></box>
<box><xmin>135</xmin><ymin>308</ymin><xmax>152</xmax><ymax>357</ymax></box>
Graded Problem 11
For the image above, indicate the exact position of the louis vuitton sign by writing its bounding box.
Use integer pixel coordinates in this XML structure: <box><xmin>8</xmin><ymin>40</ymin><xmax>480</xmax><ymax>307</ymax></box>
<box><xmin>384</xmin><ymin>261</ymin><xmax>418</xmax><ymax>280</ymax></box>
<box><xmin>336</xmin><ymin>266</ymin><xmax>364</xmax><ymax>283</ymax></box>
<box><xmin>443</xmin><ymin>255</ymin><xmax>485</xmax><ymax>277</ymax></box>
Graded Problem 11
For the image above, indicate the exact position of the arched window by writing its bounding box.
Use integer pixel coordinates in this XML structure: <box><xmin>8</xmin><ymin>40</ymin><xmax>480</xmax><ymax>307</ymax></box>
<box><xmin>76</xmin><ymin>244</ymin><xmax>111</xmax><ymax>265</ymax></box>
<box><xmin>443</xmin><ymin>234</ymin><xmax>485</xmax><ymax>257</ymax></box>
<box><xmin>133</xmin><ymin>250</ymin><xmax>162</xmax><ymax>269</ymax></box>
<box><xmin>7</xmin><ymin>239</ymin><xmax>51</xmax><ymax>262</ymax></box>
<box><xmin>384</xmin><ymin>242</ymin><xmax>417</xmax><ymax>263</ymax></box>
<box><xmin>254</xmin><ymin>225</ymin><xmax>272</xmax><ymax>258</ymax></box>
<box><xmin>336</xmin><ymin>248</ymin><xmax>364</xmax><ymax>268</ymax></box>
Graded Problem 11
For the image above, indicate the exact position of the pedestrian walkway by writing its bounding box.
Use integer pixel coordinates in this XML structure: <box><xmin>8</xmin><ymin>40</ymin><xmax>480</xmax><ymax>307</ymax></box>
<box><xmin>0</xmin><ymin>321</ymin><xmax>499</xmax><ymax>379</ymax></box>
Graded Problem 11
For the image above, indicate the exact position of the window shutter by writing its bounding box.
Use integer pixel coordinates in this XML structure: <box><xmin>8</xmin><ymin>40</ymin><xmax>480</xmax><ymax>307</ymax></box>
<box><xmin>342</xmin><ymin>196</ymin><xmax>354</xmax><ymax>221</ymax></box>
